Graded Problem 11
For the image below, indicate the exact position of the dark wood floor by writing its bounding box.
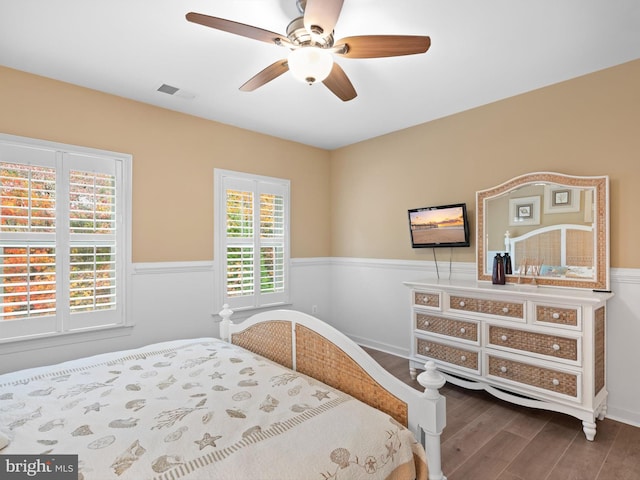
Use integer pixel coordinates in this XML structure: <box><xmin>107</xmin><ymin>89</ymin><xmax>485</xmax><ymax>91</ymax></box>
<box><xmin>363</xmin><ymin>347</ymin><xmax>640</xmax><ymax>480</ymax></box>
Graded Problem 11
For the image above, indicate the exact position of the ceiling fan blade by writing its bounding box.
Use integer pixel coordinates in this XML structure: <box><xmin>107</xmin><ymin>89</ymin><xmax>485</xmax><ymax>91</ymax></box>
<box><xmin>239</xmin><ymin>60</ymin><xmax>289</xmax><ymax>92</ymax></box>
<box><xmin>334</xmin><ymin>35</ymin><xmax>431</xmax><ymax>58</ymax></box>
<box><xmin>303</xmin><ymin>0</ymin><xmax>344</xmax><ymax>37</ymax></box>
<box><xmin>186</xmin><ymin>12</ymin><xmax>291</xmax><ymax>47</ymax></box>
<box><xmin>322</xmin><ymin>63</ymin><xmax>357</xmax><ymax>102</ymax></box>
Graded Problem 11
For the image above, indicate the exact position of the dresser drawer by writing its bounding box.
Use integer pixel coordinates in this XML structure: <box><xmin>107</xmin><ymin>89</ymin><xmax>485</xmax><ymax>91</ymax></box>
<box><xmin>487</xmin><ymin>355</ymin><xmax>578</xmax><ymax>398</ymax></box>
<box><xmin>488</xmin><ymin>325</ymin><xmax>578</xmax><ymax>362</ymax></box>
<box><xmin>449</xmin><ymin>295</ymin><xmax>524</xmax><ymax>320</ymax></box>
<box><xmin>416</xmin><ymin>313</ymin><xmax>478</xmax><ymax>342</ymax></box>
<box><xmin>535</xmin><ymin>305</ymin><xmax>579</xmax><ymax>327</ymax></box>
<box><xmin>414</xmin><ymin>291</ymin><xmax>440</xmax><ymax>309</ymax></box>
<box><xmin>416</xmin><ymin>338</ymin><xmax>479</xmax><ymax>372</ymax></box>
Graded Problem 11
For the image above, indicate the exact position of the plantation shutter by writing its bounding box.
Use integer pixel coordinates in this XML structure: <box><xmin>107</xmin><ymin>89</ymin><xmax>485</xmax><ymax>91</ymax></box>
<box><xmin>217</xmin><ymin>171</ymin><xmax>289</xmax><ymax>310</ymax></box>
<box><xmin>64</xmin><ymin>152</ymin><xmax>123</xmax><ymax>331</ymax></box>
<box><xmin>259</xmin><ymin>192</ymin><xmax>285</xmax><ymax>294</ymax></box>
<box><xmin>0</xmin><ymin>138</ymin><xmax>128</xmax><ymax>342</ymax></box>
<box><xmin>226</xmin><ymin>188</ymin><xmax>255</xmax><ymax>299</ymax></box>
<box><xmin>0</xmin><ymin>144</ymin><xmax>58</xmax><ymax>338</ymax></box>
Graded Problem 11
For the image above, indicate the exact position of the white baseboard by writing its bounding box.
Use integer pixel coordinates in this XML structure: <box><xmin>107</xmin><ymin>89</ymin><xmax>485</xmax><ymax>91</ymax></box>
<box><xmin>606</xmin><ymin>408</ymin><xmax>640</xmax><ymax>428</ymax></box>
<box><xmin>347</xmin><ymin>333</ymin><xmax>410</xmax><ymax>359</ymax></box>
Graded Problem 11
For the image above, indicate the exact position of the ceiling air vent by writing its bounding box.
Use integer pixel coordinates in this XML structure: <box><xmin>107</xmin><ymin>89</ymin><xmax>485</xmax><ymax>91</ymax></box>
<box><xmin>157</xmin><ymin>84</ymin><xmax>195</xmax><ymax>99</ymax></box>
<box><xmin>157</xmin><ymin>83</ymin><xmax>180</xmax><ymax>95</ymax></box>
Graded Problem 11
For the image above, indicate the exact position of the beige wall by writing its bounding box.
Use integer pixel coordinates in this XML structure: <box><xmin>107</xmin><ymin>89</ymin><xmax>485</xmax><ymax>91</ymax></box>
<box><xmin>2</xmin><ymin>60</ymin><xmax>639</xmax><ymax>268</ymax></box>
<box><xmin>330</xmin><ymin>59</ymin><xmax>640</xmax><ymax>268</ymax></box>
<box><xmin>0</xmin><ymin>67</ymin><xmax>331</xmax><ymax>262</ymax></box>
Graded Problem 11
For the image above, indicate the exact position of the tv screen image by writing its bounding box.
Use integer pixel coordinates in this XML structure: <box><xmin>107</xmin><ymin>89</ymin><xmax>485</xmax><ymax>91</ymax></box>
<box><xmin>408</xmin><ymin>203</ymin><xmax>470</xmax><ymax>248</ymax></box>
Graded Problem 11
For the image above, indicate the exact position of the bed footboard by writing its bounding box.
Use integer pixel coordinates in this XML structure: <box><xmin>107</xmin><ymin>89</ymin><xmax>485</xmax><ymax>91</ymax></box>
<box><xmin>220</xmin><ymin>306</ymin><xmax>447</xmax><ymax>480</ymax></box>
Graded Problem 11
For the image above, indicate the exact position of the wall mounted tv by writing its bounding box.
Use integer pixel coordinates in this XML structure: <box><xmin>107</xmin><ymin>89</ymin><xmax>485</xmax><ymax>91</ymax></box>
<box><xmin>408</xmin><ymin>203</ymin><xmax>470</xmax><ymax>248</ymax></box>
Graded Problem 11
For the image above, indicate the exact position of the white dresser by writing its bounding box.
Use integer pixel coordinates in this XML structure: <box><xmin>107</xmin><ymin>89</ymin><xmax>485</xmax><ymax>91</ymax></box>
<box><xmin>404</xmin><ymin>278</ymin><xmax>613</xmax><ymax>440</ymax></box>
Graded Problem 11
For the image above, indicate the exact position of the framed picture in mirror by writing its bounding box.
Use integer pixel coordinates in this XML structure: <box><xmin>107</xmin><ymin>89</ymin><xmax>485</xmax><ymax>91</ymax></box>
<box><xmin>509</xmin><ymin>195</ymin><xmax>540</xmax><ymax>226</ymax></box>
<box><xmin>544</xmin><ymin>185</ymin><xmax>580</xmax><ymax>213</ymax></box>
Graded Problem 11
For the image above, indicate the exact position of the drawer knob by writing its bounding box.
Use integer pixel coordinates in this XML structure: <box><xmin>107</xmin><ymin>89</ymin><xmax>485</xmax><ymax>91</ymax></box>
<box><xmin>501</xmin><ymin>335</ymin><xmax>508</xmax><ymax>342</ymax></box>
<box><xmin>552</xmin><ymin>378</ymin><xmax>560</xmax><ymax>386</ymax></box>
<box><xmin>502</xmin><ymin>307</ymin><xmax>509</xmax><ymax>313</ymax></box>
<box><xmin>424</xmin><ymin>346</ymin><xmax>430</xmax><ymax>353</ymax></box>
<box><xmin>424</xmin><ymin>321</ymin><xmax>430</xmax><ymax>327</ymax></box>
<box><xmin>552</xmin><ymin>344</ymin><xmax>561</xmax><ymax>351</ymax></box>
<box><xmin>460</xmin><ymin>327</ymin><xmax>466</xmax><ymax>334</ymax></box>
<box><xmin>460</xmin><ymin>355</ymin><xmax>467</xmax><ymax>362</ymax></box>
<box><xmin>552</xmin><ymin>312</ymin><xmax>560</xmax><ymax>319</ymax></box>
<box><xmin>459</xmin><ymin>300</ymin><xmax>466</xmax><ymax>307</ymax></box>
<box><xmin>500</xmin><ymin>366</ymin><xmax>508</xmax><ymax>373</ymax></box>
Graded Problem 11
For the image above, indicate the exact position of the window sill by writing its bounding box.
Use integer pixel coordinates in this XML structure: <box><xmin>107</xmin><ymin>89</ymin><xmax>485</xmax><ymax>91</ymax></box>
<box><xmin>0</xmin><ymin>324</ymin><xmax>134</xmax><ymax>356</ymax></box>
<box><xmin>214</xmin><ymin>302</ymin><xmax>293</xmax><ymax>322</ymax></box>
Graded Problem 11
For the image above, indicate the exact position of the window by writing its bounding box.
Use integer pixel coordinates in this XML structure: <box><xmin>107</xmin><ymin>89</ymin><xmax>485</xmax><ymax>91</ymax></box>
<box><xmin>0</xmin><ymin>134</ymin><xmax>131</xmax><ymax>343</ymax></box>
<box><xmin>215</xmin><ymin>169</ymin><xmax>290</xmax><ymax>311</ymax></box>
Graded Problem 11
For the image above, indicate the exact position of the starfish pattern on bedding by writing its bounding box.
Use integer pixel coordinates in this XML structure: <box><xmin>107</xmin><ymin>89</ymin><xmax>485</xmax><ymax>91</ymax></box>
<box><xmin>312</xmin><ymin>389</ymin><xmax>331</xmax><ymax>401</ymax></box>
<box><xmin>385</xmin><ymin>441</ymin><xmax>398</xmax><ymax>459</ymax></box>
<box><xmin>195</xmin><ymin>433</ymin><xmax>222</xmax><ymax>450</ymax></box>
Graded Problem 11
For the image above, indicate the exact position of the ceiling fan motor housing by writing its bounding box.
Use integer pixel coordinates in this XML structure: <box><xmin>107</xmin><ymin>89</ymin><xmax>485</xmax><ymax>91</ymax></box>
<box><xmin>286</xmin><ymin>16</ymin><xmax>334</xmax><ymax>48</ymax></box>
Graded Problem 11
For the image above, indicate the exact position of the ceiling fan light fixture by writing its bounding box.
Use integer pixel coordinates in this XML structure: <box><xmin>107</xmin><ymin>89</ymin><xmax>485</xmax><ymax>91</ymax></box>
<box><xmin>288</xmin><ymin>47</ymin><xmax>333</xmax><ymax>84</ymax></box>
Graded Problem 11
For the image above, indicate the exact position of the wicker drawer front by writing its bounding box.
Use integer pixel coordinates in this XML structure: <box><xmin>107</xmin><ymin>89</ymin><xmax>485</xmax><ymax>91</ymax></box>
<box><xmin>535</xmin><ymin>305</ymin><xmax>579</xmax><ymax>327</ymax></box>
<box><xmin>416</xmin><ymin>338</ymin><xmax>479</xmax><ymax>371</ymax></box>
<box><xmin>450</xmin><ymin>295</ymin><xmax>524</xmax><ymax>319</ymax></box>
<box><xmin>416</xmin><ymin>313</ymin><xmax>478</xmax><ymax>342</ymax></box>
<box><xmin>488</xmin><ymin>355</ymin><xmax>578</xmax><ymax>398</ymax></box>
<box><xmin>489</xmin><ymin>326</ymin><xmax>578</xmax><ymax>361</ymax></box>
<box><xmin>414</xmin><ymin>291</ymin><xmax>440</xmax><ymax>308</ymax></box>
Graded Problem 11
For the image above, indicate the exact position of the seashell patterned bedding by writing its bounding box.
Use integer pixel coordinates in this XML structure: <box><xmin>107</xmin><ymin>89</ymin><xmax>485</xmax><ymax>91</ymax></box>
<box><xmin>0</xmin><ymin>337</ymin><xmax>428</xmax><ymax>480</ymax></box>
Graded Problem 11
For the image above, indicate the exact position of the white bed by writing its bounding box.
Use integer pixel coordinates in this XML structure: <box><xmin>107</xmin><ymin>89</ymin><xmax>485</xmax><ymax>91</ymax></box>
<box><xmin>0</xmin><ymin>308</ymin><xmax>447</xmax><ymax>480</ymax></box>
<box><xmin>508</xmin><ymin>223</ymin><xmax>594</xmax><ymax>279</ymax></box>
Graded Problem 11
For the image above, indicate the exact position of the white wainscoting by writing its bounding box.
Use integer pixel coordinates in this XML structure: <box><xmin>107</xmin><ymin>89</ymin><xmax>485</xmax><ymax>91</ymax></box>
<box><xmin>327</xmin><ymin>257</ymin><xmax>472</xmax><ymax>357</ymax></box>
<box><xmin>2</xmin><ymin>256</ymin><xmax>638</xmax><ymax>427</ymax></box>
<box><xmin>0</xmin><ymin>259</ymin><xmax>332</xmax><ymax>374</ymax></box>
<box><xmin>328</xmin><ymin>257</ymin><xmax>640</xmax><ymax>428</ymax></box>
<box><xmin>0</xmin><ymin>262</ymin><xmax>217</xmax><ymax>373</ymax></box>
<box><xmin>602</xmin><ymin>269</ymin><xmax>640</xmax><ymax>426</ymax></box>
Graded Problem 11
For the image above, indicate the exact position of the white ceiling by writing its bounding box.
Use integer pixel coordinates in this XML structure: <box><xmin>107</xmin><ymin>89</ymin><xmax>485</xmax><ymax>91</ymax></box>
<box><xmin>1</xmin><ymin>0</ymin><xmax>639</xmax><ymax>150</ymax></box>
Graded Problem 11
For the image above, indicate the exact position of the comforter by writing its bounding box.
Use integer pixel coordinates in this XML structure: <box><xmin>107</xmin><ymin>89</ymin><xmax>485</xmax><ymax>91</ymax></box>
<box><xmin>0</xmin><ymin>338</ymin><xmax>426</xmax><ymax>480</ymax></box>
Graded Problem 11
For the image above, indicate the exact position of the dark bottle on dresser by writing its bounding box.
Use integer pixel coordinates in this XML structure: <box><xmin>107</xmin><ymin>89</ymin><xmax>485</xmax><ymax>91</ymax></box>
<box><xmin>492</xmin><ymin>253</ymin><xmax>506</xmax><ymax>285</ymax></box>
<box><xmin>504</xmin><ymin>252</ymin><xmax>512</xmax><ymax>275</ymax></box>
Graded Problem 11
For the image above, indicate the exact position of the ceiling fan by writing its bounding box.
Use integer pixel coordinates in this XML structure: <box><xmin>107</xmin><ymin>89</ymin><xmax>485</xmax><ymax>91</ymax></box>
<box><xmin>185</xmin><ymin>0</ymin><xmax>431</xmax><ymax>101</ymax></box>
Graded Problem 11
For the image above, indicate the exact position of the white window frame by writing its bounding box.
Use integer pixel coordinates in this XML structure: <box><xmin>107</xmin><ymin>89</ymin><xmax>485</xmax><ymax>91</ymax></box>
<box><xmin>0</xmin><ymin>133</ymin><xmax>132</xmax><ymax>349</ymax></box>
<box><xmin>214</xmin><ymin>169</ymin><xmax>290</xmax><ymax>312</ymax></box>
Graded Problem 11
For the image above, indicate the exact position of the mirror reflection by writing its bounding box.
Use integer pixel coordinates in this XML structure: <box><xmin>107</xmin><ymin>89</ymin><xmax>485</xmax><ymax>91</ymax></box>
<box><xmin>477</xmin><ymin>172</ymin><xmax>609</xmax><ymax>290</ymax></box>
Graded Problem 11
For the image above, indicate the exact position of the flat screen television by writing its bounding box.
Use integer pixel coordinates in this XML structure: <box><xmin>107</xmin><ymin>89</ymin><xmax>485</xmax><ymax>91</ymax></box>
<box><xmin>408</xmin><ymin>203</ymin><xmax>470</xmax><ymax>248</ymax></box>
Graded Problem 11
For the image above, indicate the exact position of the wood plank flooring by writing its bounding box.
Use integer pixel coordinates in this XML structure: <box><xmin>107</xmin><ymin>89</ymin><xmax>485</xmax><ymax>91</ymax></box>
<box><xmin>363</xmin><ymin>347</ymin><xmax>640</xmax><ymax>480</ymax></box>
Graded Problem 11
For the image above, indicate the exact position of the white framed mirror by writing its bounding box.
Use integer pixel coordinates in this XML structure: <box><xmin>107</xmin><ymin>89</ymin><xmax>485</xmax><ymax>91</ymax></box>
<box><xmin>477</xmin><ymin>172</ymin><xmax>610</xmax><ymax>290</ymax></box>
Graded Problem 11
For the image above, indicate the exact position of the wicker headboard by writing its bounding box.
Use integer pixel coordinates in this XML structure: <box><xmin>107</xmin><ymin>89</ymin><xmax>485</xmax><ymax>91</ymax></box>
<box><xmin>231</xmin><ymin>319</ymin><xmax>409</xmax><ymax>427</ymax></box>
<box><xmin>509</xmin><ymin>224</ymin><xmax>593</xmax><ymax>272</ymax></box>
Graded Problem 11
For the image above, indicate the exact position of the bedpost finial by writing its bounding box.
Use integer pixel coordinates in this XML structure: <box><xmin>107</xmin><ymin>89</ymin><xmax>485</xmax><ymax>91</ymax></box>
<box><xmin>218</xmin><ymin>304</ymin><xmax>234</xmax><ymax>342</ymax></box>
<box><xmin>219</xmin><ymin>304</ymin><xmax>233</xmax><ymax>318</ymax></box>
<box><xmin>416</xmin><ymin>361</ymin><xmax>446</xmax><ymax>398</ymax></box>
